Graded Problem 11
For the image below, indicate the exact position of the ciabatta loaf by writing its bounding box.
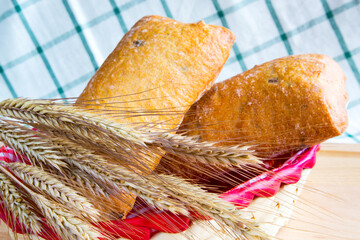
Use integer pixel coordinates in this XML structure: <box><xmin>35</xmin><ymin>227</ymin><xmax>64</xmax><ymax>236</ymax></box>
<box><xmin>180</xmin><ymin>54</ymin><xmax>348</xmax><ymax>158</ymax></box>
<box><xmin>76</xmin><ymin>15</ymin><xmax>235</xmax><ymax>217</ymax></box>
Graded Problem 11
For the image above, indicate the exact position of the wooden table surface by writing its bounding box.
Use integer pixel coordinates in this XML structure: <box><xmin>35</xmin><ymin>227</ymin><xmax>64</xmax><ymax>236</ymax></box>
<box><xmin>1</xmin><ymin>143</ymin><xmax>360</xmax><ymax>240</ymax></box>
<box><xmin>277</xmin><ymin>143</ymin><xmax>360</xmax><ymax>240</ymax></box>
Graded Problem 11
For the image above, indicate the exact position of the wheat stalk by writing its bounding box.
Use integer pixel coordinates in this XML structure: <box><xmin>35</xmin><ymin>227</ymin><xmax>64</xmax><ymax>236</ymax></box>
<box><xmin>0</xmin><ymin>123</ymin><xmax>251</xmax><ymax>227</ymax></box>
<box><xmin>153</xmin><ymin>132</ymin><xmax>260</xmax><ymax>167</ymax></box>
<box><xmin>94</xmin><ymin>160</ymin><xmax>263</xmax><ymax>237</ymax></box>
<box><xmin>0</xmin><ymin>125</ymin><xmax>188</xmax><ymax>217</ymax></box>
<box><xmin>148</xmin><ymin>174</ymin><xmax>267</xmax><ymax>238</ymax></box>
<box><xmin>0</xmin><ymin>119</ymin><xmax>67</xmax><ymax>170</ymax></box>
<box><xmin>0</xmin><ymin>172</ymin><xmax>42</xmax><ymax>234</ymax></box>
<box><xmin>57</xmin><ymin>149</ymin><xmax>191</xmax><ymax>216</ymax></box>
<box><xmin>0</xmin><ymin>165</ymin><xmax>103</xmax><ymax>240</ymax></box>
<box><xmin>0</xmin><ymin>119</ymin><xmax>185</xmax><ymax>216</ymax></box>
<box><xmin>0</xmin><ymin>125</ymin><xmax>261</xmax><ymax>238</ymax></box>
<box><xmin>0</xmin><ymin>98</ymin><xmax>160</xmax><ymax>172</ymax></box>
<box><xmin>31</xmin><ymin>193</ymin><xmax>103</xmax><ymax>240</ymax></box>
<box><xmin>0</xmin><ymin>98</ymin><xmax>268</xmax><ymax>239</ymax></box>
<box><xmin>0</xmin><ymin>98</ymin><xmax>150</xmax><ymax>145</ymax></box>
<box><xmin>0</xmin><ymin>98</ymin><xmax>259</xmax><ymax>169</ymax></box>
<box><xmin>63</xmin><ymin>169</ymin><xmax>109</xmax><ymax>197</ymax></box>
<box><xmin>6</xmin><ymin>162</ymin><xmax>100</xmax><ymax>221</ymax></box>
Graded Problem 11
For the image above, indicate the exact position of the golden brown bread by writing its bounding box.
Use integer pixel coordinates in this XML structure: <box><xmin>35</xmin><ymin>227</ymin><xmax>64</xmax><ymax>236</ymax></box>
<box><xmin>77</xmin><ymin>15</ymin><xmax>235</xmax><ymax>130</ymax></box>
<box><xmin>76</xmin><ymin>15</ymin><xmax>235</xmax><ymax>217</ymax></box>
<box><xmin>179</xmin><ymin>54</ymin><xmax>348</xmax><ymax>158</ymax></box>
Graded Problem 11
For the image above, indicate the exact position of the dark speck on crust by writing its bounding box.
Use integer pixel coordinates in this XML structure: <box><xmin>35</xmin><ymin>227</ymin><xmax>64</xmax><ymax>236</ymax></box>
<box><xmin>133</xmin><ymin>40</ymin><xmax>144</xmax><ymax>47</ymax></box>
<box><xmin>268</xmin><ymin>78</ymin><xmax>278</xmax><ymax>84</ymax></box>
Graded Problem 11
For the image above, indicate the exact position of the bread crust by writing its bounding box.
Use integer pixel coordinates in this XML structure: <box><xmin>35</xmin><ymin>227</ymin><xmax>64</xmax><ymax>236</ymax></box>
<box><xmin>180</xmin><ymin>54</ymin><xmax>348</xmax><ymax>158</ymax></box>
<box><xmin>76</xmin><ymin>15</ymin><xmax>235</xmax><ymax>216</ymax></box>
<box><xmin>77</xmin><ymin>15</ymin><xmax>235</xmax><ymax>129</ymax></box>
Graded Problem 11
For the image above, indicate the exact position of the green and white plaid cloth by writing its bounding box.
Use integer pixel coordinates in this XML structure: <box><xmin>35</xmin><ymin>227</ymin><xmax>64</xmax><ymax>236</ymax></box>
<box><xmin>0</xmin><ymin>0</ymin><xmax>359</xmax><ymax>143</ymax></box>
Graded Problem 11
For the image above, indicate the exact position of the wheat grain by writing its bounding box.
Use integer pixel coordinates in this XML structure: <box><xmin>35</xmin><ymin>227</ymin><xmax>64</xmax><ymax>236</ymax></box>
<box><xmin>62</xmin><ymin>169</ymin><xmax>109</xmax><ymax>197</ymax></box>
<box><xmin>0</xmin><ymin>119</ymin><xmax>187</xmax><ymax>216</ymax></box>
<box><xmin>153</xmin><ymin>132</ymin><xmax>260</xmax><ymax>167</ymax></box>
<box><xmin>60</xmin><ymin>152</ymin><xmax>191</xmax><ymax>216</ymax></box>
<box><xmin>0</xmin><ymin>116</ymin><xmax>185</xmax><ymax>216</ymax></box>
<box><xmin>0</xmin><ymin>119</ymin><xmax>67</xmax><ymax>170</ymax></box>
<box><xmin>6</xmin><ymin>162</ymin><xmax>100</xmax><ymax>221</ymax></box>
<box><xmin>0</xmin><ymin>98</ymin><xmax>260</xmax><ymax>169</ymax></box>
<box><xmin>99</xmin><ymin>161</ymin><xmax>264</xmax><ymax>237</ymax></box>
<box><xmin>32</xmin><ymin>193</ymin><xmax>103</xmax><ymax>240</ymax></box>
<box><xmin>152</xmin><ymin>174</ymin><xmax>267</xmax><ymax>239</ymax></box>
<box><xmin>0</xmin><ymin>98</ymin><xmax>159</xmax><ymax>172</ymax></box>
<box><xmin>0</xmin><ymin>172</ymin><xmax>42</xmax><ymax>234</ymax></box>
<box><xmin>0</xmin><ymin>98</ymin><xmax>267</xmax><ymax>239</ymax></box>
<box><xmin>0</xmin><ymin>98</ymin><xmax>150</xmax><ymax>145</ymax></box>
<box><xmin>1</xmin><ymin>126</ymin><xmax>260</xmax><ymax>235</ymax></box>
<box><xmin>0</xmin><ymin>165</ymin><xmax>104</xmax><ymax>240</ymax></box>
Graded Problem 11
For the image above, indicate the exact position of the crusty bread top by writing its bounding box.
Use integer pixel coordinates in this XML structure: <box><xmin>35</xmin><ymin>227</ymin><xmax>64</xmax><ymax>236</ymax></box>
<box><xmin>77</xmin><ymin>15</ymin><xmax>235</xmax><ymax>131</ymax></box>
<box><xmin>179</xmin><ymin>54</ymin><xmax>348</xmax><ymax>157</ymax></box>
<box><xmin>75</xmin><ymin>15</ymin><xmax>235</xmax><ymax>217</ymax></box>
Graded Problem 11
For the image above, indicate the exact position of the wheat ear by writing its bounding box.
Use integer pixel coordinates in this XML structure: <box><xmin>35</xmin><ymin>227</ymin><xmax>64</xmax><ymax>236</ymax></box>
<box><xmin>32</xmin><ymin>193</ymin><xmax>103</xmax><ymax>240</ymax></box>
<box><xmin>83</xmin><ymin>157</ymin><xmax>263</xmax><ymax>237</ymax></box>
<box><xmin>0</xmin><ymin>119</ymin><xmax>184</xmax><ymax>215</ymax></box>
<box><xmin>153</xmin><ymin>174</ymin><xmax>268</xmax><ymax>239</ymax></box>
<box><xmin>153</xmin><ymin>132</ymin><xmax>260</xmax><ymax>167</ymax></box>
<box><xmin>51</xmin><ymin>98</ymin><xmax>260</xmax><ymax>167</ymax></box>
<box><xmin>0</xmin><ymin>165</ymin><xmax>103</xmax><ymax>240</ymax></box>
<box><xmin>0</xmin><ymin>120</ymin><xmax>109</xmax><ymax>198</ymax></box>
<box><xmin>0</xmin><ymin>118</ymin><xmax>110</xmax><ymax>169</ymax></box>
<box><xmin>0</xmin><ymin>124</ymin><xmax>259</xmax><ymax>233</ymax></box>
<box><xmin>7</xmin><ymin>127</ymin><xmax>227</xmax><ymax>220</ymax></box>
<box><xmin>0</xmin><ymin>98</ymin><xmax>158</xmax><ymax>172</ymax></box>
<box><xmin>0</xmin><ymin>172</ymin><xmax>42</xmax><ymax>234</ymax></box>
<box><xmin>0</xmin><ymin>119</ymin><xmax>67</xmax><ymax>169</ymax></box>
<box><xmin>6</xmin><ymin>162</ymin><xmax>100</xmax><ymax>221</ymax></box>
<box><xmin>0</xmin><ymin>97</ymin><xmax>264</xmax><ymax>238</ymax></box>
<box><xmin>98</xmin><ymin>168</ymin><xmax>265</xmax><ymax>238</ymax></box>
<box><xmin>0</xmin><ymin>98</ymin><xmax>259</xmax><ymax>169</ymax></box>
<box><xmin>44</xmin><ymin>144</ymin><xmax>191</xmax><ymax>216</ymax></box>
<box><xmin>64</xmin><ymin>169</ymin><xmax>109</xmax><ymax>197</ymax></box>
<box><xmin>54</xmin><ymin>102</ymin><xmax>260</xmax><ymax>168</ymax></box>
<box><xmin>0</xmin><ymin>98</ymin><xmax>150</xmax><ymax>145</ymax></box>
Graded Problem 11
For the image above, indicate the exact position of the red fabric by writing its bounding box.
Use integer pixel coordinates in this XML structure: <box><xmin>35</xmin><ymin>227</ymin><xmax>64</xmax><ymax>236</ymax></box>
<box><xmin>220</xmin><ymin>146</ymin><xmax>319</xmax><ymax>207</ymax></box>
<box><xmin>95</xmin><ymin>211</ymin><xmax>191</xmax><ymax>239</ymax></box>
<box><xmin>0</xmin><ymin>203</ymin><xmax>61</xmax><ymax>240</ymax></box>
<box><xmin>0</xmin><ymin>145</ymin><xmax>318</xmax><ymax>239</ymax></box>
<box><xmin>0</xmin><ymin>145</ymin><xmax>31</xmax><ymax>164</ymax></box>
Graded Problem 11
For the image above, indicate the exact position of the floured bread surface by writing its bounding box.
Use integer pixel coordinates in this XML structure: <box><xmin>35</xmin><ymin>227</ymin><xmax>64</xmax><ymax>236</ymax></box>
<box><xmin>76</xmin><ymin>15</ymin><xmax>235</xmax><ymax>217</ymax></box>
<box><xmin>151</xmin><ymin>169</ymin><xmax>312</xmax><ymax>240</ymax></box>
<box><xmin>180</xmin><ymin>54</ymin><xmax>348</xmax><ymax>158</ymax></box>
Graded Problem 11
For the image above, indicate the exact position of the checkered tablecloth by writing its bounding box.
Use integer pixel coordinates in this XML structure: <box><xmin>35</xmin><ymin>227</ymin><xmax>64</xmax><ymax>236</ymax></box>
<box><xmin>0</xmin><ymin>0</ymin><xmax>359</xmax><ymax>143</ymax></box>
